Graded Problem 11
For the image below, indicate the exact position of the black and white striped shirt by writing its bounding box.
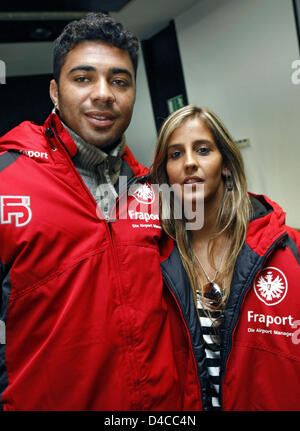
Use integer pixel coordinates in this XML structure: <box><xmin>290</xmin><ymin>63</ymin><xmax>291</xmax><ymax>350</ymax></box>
<box><xmin>197</xmin><ymin>291</ymin><xmax>222</xmax><ymax>410</ymax></box>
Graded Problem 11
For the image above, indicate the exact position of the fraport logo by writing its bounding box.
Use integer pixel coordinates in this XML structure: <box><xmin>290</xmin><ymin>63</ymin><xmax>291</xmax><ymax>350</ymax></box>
<box><xmin>0</xmin><ymin>59</ymin><xmax>6</xmax><ymax>84</ymax></box>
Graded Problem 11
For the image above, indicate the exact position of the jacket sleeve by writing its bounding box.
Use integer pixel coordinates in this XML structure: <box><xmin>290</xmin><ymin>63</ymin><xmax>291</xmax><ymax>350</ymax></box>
<box><xmin>0</xmin><ymin>261</ymin><xmax>10</xmax><ymax>322</ymax></box>
<box><xmin>0</xmin><ymin>262</ymin><xmax>5</xmax><ymax>344</ymax></box>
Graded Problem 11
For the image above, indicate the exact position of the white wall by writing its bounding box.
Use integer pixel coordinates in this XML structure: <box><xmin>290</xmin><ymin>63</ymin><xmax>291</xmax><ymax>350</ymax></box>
<box><xmin>125</xmin><ymin>51</ymin><xmax>157</xmax><ymax>168</ymax></box>
<box><xmin>176</xmin><ymin>0</ymin><xmax>300</xmax><ymax>228</ymax></box>
<box><xmin>0</xmin><ymin>42</ymin><xmax>53</xmax><ymax>76</ymax></box>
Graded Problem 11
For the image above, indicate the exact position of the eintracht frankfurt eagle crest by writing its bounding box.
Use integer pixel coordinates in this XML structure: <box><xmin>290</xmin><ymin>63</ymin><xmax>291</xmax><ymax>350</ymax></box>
<box><xmin>129</xmin><ymin>183</ymin><xmax>155</xmax><ymax>205</ymax></box>
<box><xmin>253</xmin><ymin>267</ymin><xmax>288</xmax><ymax>306</ymax></box>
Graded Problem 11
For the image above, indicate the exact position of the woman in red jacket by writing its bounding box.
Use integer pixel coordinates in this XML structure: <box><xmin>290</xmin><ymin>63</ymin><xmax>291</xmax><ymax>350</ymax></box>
<box><xmin>152</xmin><ymin>105</ymin><xmax>300</xmax><ymax>411</ymax></box>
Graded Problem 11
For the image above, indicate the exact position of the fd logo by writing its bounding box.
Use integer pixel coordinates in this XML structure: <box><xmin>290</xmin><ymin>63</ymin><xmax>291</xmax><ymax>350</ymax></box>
<box><xmin>0</xmin><ymin>196</ymin><xmax>32</xmax><ymax>227</ymax></box>
<box><xmin>129</xmin><ymin>183</ymin><xmax>155</xmax><ymax>204</ymax></box>
<box><xmin>253</xmin><ymin>267</ymin><xmax>288</xmax><ymax>306</ymax></box>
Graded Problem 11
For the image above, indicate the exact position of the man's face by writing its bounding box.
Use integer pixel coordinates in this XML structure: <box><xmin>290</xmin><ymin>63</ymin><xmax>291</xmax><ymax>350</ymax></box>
<box><xmin>50</xmin><ymin>41</ymin><xmax>136</xmax><ymax>148</ymax></box>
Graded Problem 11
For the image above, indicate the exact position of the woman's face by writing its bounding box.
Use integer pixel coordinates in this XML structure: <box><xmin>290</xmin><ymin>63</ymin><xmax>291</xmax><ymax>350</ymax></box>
<box><xmin>166</xmin><ymin>116</ymin><xmax>226</xmax><ymax>208</ymax></box>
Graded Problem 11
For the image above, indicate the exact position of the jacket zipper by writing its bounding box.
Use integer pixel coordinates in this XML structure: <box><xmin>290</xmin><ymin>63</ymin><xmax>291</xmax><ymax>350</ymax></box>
<box><xmin>45</xmin><ymin>127</ymin><xmax>57</xmax><ymax>151</ymax></box>
<box><xmin>49</xmin><ymin>123</ymin><xmax>123</xmax><ymax>280</ymax></box>
<box><xmin>219</xmin><ymin>232</ymin><xmax>288</xmax><ymax>408</ymax></box>
<box><xmin>48</xmin><ymin>124</ymin><xmax>153</xmax><ymax>408</ymax></box>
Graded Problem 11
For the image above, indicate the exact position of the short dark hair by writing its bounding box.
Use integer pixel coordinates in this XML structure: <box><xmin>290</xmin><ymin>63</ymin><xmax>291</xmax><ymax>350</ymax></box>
<box><xmin>53</xmin><ymin>12</ymin><xmax>139</xmax><ymax>82</ymax></box>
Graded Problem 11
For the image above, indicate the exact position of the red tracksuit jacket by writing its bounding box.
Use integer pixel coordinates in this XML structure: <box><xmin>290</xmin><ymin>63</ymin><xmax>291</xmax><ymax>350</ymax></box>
<box><xmin>0</xmin><ymin>113</ymin><xmax>202</xmax><ymax>411</ymax></box>
<box><xmin>161</xmin><ymin>194</ymin><xmax>300</xmax><ymax>410</ymax></box>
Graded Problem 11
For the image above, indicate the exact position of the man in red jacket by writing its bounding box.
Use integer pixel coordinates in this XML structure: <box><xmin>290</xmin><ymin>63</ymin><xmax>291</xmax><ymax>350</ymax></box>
<box><xmin>0</xmin><ymin>13</ymin><xmax>202</xmax><ymax>410</ymax></box>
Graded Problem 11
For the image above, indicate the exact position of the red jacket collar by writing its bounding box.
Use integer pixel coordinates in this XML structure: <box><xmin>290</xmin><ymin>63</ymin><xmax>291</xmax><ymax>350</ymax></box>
<box><xmin>0</xmin><ymin>112</ymin><xmax>149</xmax><ymax>179</ymax></box>
<box><xmin>44</xmin><ymin>113</ymin><xmax>78</xmax><ymax>158</ymax></box>
<box><xmin>46</xmin><ymin>113</ymin><xmax>149</xmax><ymax>178</ymax></box>
<box><xmin>246</xmin><ymin>193</ymin><xmax>287</xmax><ymax>256</ymax></box>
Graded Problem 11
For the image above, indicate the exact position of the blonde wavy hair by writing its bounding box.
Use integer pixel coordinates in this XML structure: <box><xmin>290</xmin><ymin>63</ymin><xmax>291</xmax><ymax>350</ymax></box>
<box><xmin>151</xmin><ymin>105</ymin><xmax>252</xmax><ymax>308</ymax></box>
